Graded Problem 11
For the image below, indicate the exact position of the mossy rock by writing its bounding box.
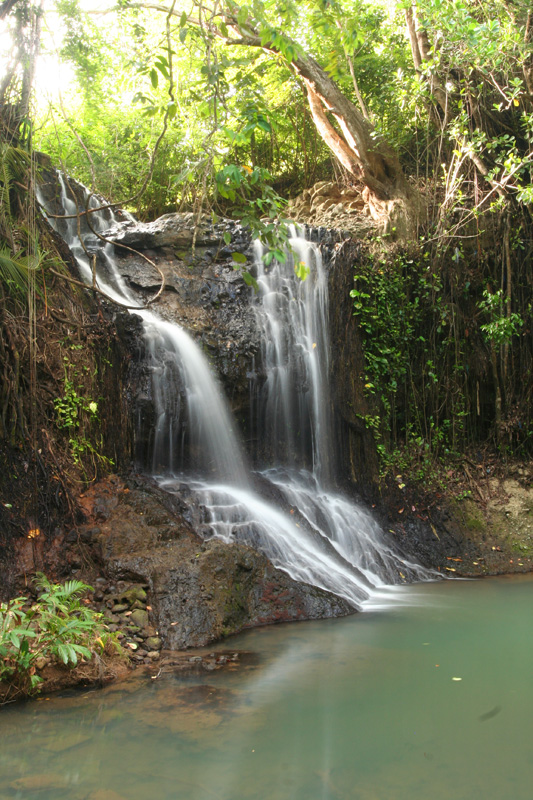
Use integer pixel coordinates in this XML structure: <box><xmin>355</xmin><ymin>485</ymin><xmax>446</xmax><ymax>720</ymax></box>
<box><xmin>130</xmin><ymin>609</ymin><xmax>149</xmax><ymax>628</ymax></box>
<box><xmin>120</xmin><ymin>586</ymin><xmax>147</xmax><ymax>605</ymax></box>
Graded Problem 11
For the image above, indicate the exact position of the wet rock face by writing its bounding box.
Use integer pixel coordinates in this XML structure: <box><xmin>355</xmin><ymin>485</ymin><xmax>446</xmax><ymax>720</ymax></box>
<box><xmin>153</xmin><ymin>538</ymin><xmax>352</xmax><ymax>650</ymax></box>
<box><xmin>102</xmin><ymin>213</ymin><xmax>260</xmax><ymax>433</ymax></box>
<box><xmin>103</xmin><ymin>211</ymin><xmax>377</xmax><ymax>490</ymax></box>
<box><xmin>76</xmin><ymin>477</ymin><xmax>353</xmax><ymax>650</ymax></box>
<box><xmin>327</xmin><ymin>239</ymin><xmax>380</xmax><ymax>495</ymax></box>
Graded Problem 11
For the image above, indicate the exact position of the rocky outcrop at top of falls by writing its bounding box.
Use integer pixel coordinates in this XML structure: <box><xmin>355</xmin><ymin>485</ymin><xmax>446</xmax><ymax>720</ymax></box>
<box><xmin>99</xmin><ymin>209</ymin><xmax>379</xmax><ymax>488</ymax></box>
<box><xmin>94</xmin><ymin>208</ymin><xmax>357</xmax><ymax>409</ymax></box>
<box><xmin>286</xmin><ymin>180</ymin><xmax>379</xmax><ymax>236</ymax></box>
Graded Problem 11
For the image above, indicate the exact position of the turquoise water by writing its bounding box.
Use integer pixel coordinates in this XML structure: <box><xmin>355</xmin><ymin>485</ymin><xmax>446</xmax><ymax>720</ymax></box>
<box><xmin>0</xmin><ymin>574</ymin><xmax>531</xmax><ymax>799</ymax></box>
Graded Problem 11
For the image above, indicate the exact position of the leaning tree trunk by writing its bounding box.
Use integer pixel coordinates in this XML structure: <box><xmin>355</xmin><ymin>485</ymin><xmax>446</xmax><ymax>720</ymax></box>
<box><xmin>133</xmin><ymin>1</ymin><xmax>421</xmax><ymax>237</ymax></box>
<box><xmin>226</xmin><ymin>29</ymin><xmax>420</xmax><ymax>236</ymax></box>
<box><xmin>290</xmin><ymin>52</ymin><xmax>419</xmax><ymax>236</ymax></box>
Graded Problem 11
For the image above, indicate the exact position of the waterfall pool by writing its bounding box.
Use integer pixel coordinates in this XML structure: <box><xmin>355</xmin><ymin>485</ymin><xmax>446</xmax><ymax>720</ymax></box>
<box><xmin>1</xmin><ymin>573</ymin><xmax>531</xmax><ymax>799</ymax></box>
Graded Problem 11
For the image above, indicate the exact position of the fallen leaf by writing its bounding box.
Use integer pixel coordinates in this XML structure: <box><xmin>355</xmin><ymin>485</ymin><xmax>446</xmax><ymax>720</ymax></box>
<box><xmin>398</xmin><ymin>507</ymin><xmax>404</xmax><ymax>514</ymax></box>
<box><xmin>452</xmin><ymin>677</ymin><xmax>462</xmax><ymax>681</ymax></box>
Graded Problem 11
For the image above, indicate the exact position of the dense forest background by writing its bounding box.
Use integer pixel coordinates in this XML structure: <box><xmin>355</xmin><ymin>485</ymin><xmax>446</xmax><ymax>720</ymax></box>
<box><xmin>1</xmin><ymin>0</ymin><xmax>532</xmax><ymax>506</ymax></box>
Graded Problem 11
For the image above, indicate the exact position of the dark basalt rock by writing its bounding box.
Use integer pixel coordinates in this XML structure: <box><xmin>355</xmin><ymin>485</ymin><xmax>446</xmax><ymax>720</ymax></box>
<box><xmin>99</xmin><ymin>210</ymin><xmax>377</xmax><ymax>492</ymax></box>
<box><xmin>100</xmin><ymin>213</ymin><xmax>261</xmax><ymax>430</ymax></box>
<box><xmin>79</xmin><ymin>478</ymin><xmax>353</xmax><ymax>650</ymax></box>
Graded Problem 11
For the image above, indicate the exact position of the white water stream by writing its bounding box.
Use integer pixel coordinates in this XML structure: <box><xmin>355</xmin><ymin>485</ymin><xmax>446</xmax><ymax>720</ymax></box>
<box><xmin>39</xmin><ymin>177</ymin><xmax>434</xmax><ymax>608</ymax></box>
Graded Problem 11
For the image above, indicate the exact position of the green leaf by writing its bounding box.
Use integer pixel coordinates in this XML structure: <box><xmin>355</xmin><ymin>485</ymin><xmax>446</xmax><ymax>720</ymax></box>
<box><xmin>237</xmin><ymin>6</ymin><xmax>249</xmax><ymax>26</ymax></box>
<box><xmin>256</xmin><ymin>117</ymin><xmax>271</xmax><ymax>133</ymax></box>
<box><xmin>155</xmin><ymin>61</ymin><xmax>169</xmax><ymax>79</ymax></box>
<box><xmin>223</xmin><ymin>231</ymin><xmax>231</xmax><ymax>244</ymax></box>
<box><xmin>231</xmin><ymin>252</ymin><xmax>248</xmax><ymax>264</ymax></box>
<box><xmin>242</xmin><ymin>271</ymin><xmax>259</xmax><ymax>290</ymax></box>
<box><xmin>149</xmin><ymin>69</ymin><xmax>158</xmax><ymax>89</ymax></box>
<box><xmin>295</xmin><ymin>260</ymin><xmax>310</xmax><ymax>281</ymax></box>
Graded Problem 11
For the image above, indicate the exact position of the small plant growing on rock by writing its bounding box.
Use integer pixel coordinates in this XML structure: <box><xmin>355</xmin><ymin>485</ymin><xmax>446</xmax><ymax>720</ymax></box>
<box><xmin>0</xmin><ymin>574</ymin><xmax>116</xmax><ymax>703</ymax></box>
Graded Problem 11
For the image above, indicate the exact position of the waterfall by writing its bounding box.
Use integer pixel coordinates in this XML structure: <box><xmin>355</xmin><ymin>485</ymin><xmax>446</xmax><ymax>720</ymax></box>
<box><xmin>39</xmin><ymin>175</ymin><xmax>435</xmax><ymax>609</ymax></box>
<box><xmin>38</xmin><ymin>178</ymin><xmax>246</xmax><ymax>486</ymax></box>
<box><xmin>253</xmin><ymin>231</ymin><xmax>332</xmax><ymax>482</ymax></box>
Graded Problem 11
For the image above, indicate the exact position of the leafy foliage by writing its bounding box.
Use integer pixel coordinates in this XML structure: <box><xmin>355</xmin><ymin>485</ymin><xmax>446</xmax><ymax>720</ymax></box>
<box><xmin>54</xmin><ymin>355</ymin><xmax>112</xmax><ymax>469</ymax></box>
<box><xmin>351</xmin><ymin>229</ymin><xmax>531</xmax><ymax>483</ymax></box>
<box><xmin>1</xmin><ymin>0</ymin><xmax>532</xmax><ymax>476</ymax></box>
<box><xmin>478</xmin><ymin>289</ymin><xmax>524</xmax><ymax>346</ymax></box>
<box><xmin>0</xmin><ymin>574</ymin><xmax>116</xmax><ymax>699</ymax></box>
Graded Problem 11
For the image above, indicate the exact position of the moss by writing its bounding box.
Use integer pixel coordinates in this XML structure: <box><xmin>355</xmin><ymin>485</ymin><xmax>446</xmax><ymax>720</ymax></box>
<box><xmin>465</xmin><ymin>515</ymin><xmax>486</xmax><ymax>532</ymax></box>
<box><xmin>511</xmin><ymin>541</ymin><xmax>532</xmax><ymax>555</ymax></box>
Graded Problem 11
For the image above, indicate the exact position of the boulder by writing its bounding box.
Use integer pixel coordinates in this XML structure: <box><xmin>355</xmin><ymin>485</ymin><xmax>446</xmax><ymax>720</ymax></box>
<box><xmin>79</xmin><ymin>478</ymin><xmax>353</xmax><ymax>651</ymax></box>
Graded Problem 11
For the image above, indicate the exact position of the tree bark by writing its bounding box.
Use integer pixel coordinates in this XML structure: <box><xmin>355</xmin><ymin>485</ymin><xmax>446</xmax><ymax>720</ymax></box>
<box><xmin>524</xmin><ymin>12</ymin><xmax>533</xmax><ymax>97</ymax></box>
<box><xmin>127</xmin><ymin>1</ymin><xmax>420</xmax><ymax>236</ymax></box>
<box><xmin>217</xmin><ymin>19</ymin><xmax>420</xmax><ymax>235</ymax></box>
<box><xmin>0</xmin><ymin>0</ymin><xmax>19</xmax><ymax>20</ymax></box>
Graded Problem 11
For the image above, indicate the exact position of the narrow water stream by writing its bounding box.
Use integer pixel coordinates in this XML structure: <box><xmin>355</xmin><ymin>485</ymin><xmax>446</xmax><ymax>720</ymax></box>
<box><xmin>1</xmin><ymin>575</ymin><xmax>531</xmax><ymax>800</ymax></box>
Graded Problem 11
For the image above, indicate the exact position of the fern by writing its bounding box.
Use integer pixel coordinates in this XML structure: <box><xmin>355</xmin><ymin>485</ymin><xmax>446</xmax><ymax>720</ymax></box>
<box><xmin>0</xmin><ymin>245</ymin><xmax>45</xmax><ymax>300</ymax></box>
<box><xmin>0</xmin><ymin>142</ymin><xmax>30</xmax><ymax>240</ymax></box>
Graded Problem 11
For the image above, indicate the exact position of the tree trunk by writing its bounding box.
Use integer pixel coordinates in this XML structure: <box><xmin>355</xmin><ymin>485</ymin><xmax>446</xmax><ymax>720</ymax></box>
<box><xmin>222</xmin><ymin>25</ymin><xmax>420</xmax><ymax>236</ymax></box>
<box><xmin>131</xmin><ymin>2</ymin><xmax>421</xmax><ymax>237</ymax></box>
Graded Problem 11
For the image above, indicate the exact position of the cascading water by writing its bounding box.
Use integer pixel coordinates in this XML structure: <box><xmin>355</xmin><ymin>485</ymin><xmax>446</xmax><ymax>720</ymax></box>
<box><xmin>253</xmin><ymin>231</ymin><xmax>332</xmax><ymax>482</ymax></box>
<box><xmin>39</xmin><ymin>175</ymin><xmax>435</xmax><ymax>609</ymax></box>
<box><xmin>38</xmin><ymin>177</ymin><xmax>246</xmax><ymax>485</ymax></box>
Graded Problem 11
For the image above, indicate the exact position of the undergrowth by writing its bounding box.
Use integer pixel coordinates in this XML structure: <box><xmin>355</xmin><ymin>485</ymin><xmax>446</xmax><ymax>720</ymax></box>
<box><xmin>351</xmin><ymin>226</ymin><xmax>532</xmax><ymax>493</ymax></box>
<box><xmin>0</xmin><ymin>574</ymin><xmax>119</xmax><ymax>702</ymax></box>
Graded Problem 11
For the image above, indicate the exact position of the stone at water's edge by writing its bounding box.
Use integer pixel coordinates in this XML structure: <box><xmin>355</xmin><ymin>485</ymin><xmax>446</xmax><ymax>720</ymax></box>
<box><xmin>77</xmin><ymin>477</ymin><xmax>353</xmax><ymax>650</ymax></box>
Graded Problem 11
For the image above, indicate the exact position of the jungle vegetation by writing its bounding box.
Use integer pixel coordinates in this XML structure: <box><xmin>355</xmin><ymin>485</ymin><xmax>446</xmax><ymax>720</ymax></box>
<box><xmin>1</xmin><ymin>0</ymin><xmax>532</xmax><ymax>493</ymax></box>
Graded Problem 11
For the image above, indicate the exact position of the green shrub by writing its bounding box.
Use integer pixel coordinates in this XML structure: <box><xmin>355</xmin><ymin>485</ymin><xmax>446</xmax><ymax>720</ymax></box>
<box><xmin>0</xmin><ymin>574</ymin><xmax>115</xmax><ymax>699</ymax></box>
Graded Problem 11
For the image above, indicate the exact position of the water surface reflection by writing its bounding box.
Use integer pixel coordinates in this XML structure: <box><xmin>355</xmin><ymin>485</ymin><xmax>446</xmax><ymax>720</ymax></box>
<box><xmin>0</xmin><ymin>575</ymin><xmax>531</xmax><ymax>800</ymax></box>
